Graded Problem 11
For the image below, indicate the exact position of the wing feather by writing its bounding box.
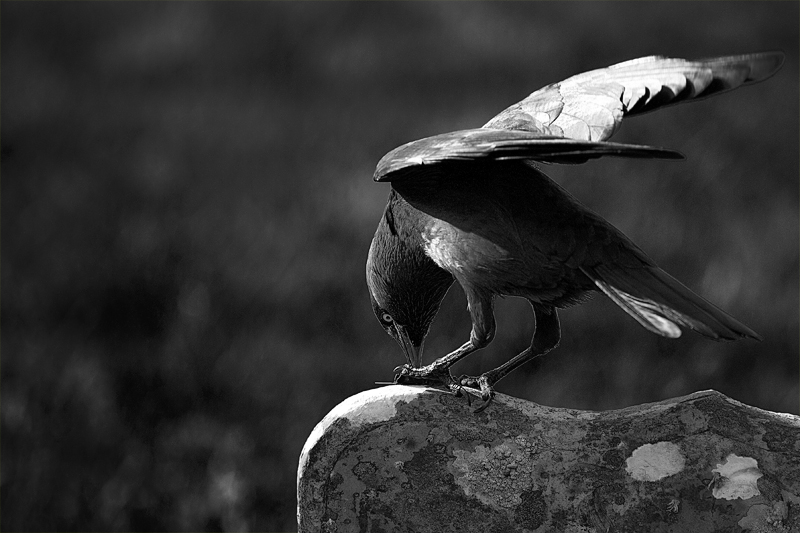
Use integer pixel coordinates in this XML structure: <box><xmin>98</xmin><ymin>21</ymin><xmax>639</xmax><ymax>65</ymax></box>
<box><xmin>581</xmin><ymin>263</ymin><xmax>762</xmax><ymax>341</ymax></box>
<box><xmin>374</xmin><ymin>129</ymin><xmax>682</xmax><ymax>182</ymax></box>
<box><xmin>374</xmin><ymin>52</ymin><xmax>783</xmax><ymax>181</ymax></box>
<box><xmin>484</xmin><ymin>52</ymin><xmax>784</xmax><ymax>142</ymax></box>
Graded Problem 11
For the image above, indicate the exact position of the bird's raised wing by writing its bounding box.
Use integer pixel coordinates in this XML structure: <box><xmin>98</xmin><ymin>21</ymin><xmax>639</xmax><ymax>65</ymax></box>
<box><xmin>484</xmin><ymin>52</ymin><xmax>784</xmax><ymax>141</ymax></box>
<box><xmin>375</xmin><ymin>128</ymin><xmax>681</xmax><ymax>182</ymax></box>
<box><xmin>375</xmin><ymin>52</ymin><xmax>784</xmax><ymax>182</ymax></box>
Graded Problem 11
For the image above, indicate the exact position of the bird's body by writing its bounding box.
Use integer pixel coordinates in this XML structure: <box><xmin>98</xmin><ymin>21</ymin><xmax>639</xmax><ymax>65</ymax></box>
<box><xmin>366</xmin><ymin>52</ymin><xmax>782</xmax><ymax>409</ymax></box>
<box><xmin>391</xmin><ymin>163</ymin><xmax>600</xmax><ymax>307</ymax></box>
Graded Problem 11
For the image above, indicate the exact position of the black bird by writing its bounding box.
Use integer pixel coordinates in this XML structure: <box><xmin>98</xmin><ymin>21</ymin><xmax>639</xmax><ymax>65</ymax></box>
<box><xmin>366</xmin><ymin>52</ymin><xmax>782</xmax><ymax>410</ymax></box>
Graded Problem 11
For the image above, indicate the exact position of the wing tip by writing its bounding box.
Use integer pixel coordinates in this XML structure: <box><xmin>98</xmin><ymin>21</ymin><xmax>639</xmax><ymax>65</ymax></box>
<box><xmin>743</xmin><ymin>50</ymin><xmax>785</xmax><ymax>83</ymax></box>
<box><xmin>700</xmin><ymin>50</ymin><xmax>785</xmax><ymax>86</ymax></box>
<box><xmin>662</xmin><ymin>149</ymin><xmax>685</xmax><ymax>161</ymax></box>
<box><xmin>708</xmin><ymin>323</ymin><xmax>763</xmax><ymax>343</ymax></box>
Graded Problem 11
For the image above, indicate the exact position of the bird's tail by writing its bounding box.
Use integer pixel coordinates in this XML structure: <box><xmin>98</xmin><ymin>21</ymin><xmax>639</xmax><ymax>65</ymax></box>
<box><xmin>581</xmin><ymin>264</ymin><xmax>761</xmax><ymax>341</ymax></box>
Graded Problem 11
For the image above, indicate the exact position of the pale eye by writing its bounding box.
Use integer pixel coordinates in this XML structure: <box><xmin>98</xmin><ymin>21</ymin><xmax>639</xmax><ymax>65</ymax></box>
<box><xmin>381</xmin><ymin>312</ymin><xmax>394</xmax><ymax>324</ymax></box>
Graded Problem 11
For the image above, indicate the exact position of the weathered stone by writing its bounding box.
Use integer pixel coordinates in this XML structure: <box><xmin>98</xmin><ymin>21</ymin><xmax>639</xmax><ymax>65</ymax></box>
<box><xmin>298</xmin><ymin>386</ymin><xmax>800</xmax><ymax>532</ymax></box>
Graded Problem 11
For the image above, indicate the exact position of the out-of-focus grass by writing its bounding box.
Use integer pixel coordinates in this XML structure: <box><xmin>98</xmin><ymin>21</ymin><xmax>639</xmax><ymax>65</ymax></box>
<box><xmin>2</xmin><ymin>2</ymin><xmax>797</xmax><ymax>531</ymax></box>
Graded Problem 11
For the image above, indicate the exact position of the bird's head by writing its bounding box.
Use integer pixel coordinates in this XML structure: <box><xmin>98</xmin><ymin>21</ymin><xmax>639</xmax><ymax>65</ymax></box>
<box><xmin>367</xmin><ymin>289</ymin><xmax>429</xmax><ymax>368</ymax></box>
<box><xmin>366</xmin><ymin>193</ymin><xmax>454</xmax><ymax>367</ymax></box>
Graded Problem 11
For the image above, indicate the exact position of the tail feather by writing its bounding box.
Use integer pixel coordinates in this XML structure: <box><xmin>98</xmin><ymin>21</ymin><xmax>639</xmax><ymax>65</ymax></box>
<box><xmin>582</xmin><ymin>264</ymin><xmax>761</xmax><ymax>341</ymax></box>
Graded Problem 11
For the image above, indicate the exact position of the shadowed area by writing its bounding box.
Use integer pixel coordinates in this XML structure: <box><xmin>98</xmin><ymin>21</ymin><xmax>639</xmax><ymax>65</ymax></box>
<box><xmin>2</xmin><ymin>2</ymin><xmax>798</xmax><ymax>530</ymax></box>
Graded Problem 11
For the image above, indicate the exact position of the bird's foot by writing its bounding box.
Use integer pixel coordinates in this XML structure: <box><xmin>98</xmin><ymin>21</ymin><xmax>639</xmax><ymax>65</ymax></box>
<box><xmin>393</xmin><ymin>364</ymin><xmax>463</xmax><ymax>396</ymax></box>
<box><xmin>458</xmin><ymin>373</ymin><xmax>496</xmax><ymax>413</ymax></box>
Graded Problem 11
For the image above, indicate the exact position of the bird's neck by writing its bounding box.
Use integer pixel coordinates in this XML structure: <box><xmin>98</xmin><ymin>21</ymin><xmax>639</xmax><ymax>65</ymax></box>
<box><xmin>368</xmin><ymin>189</ymin><xmax>454</xmax><ymax>312</ymax></box>
<box><xmin>383</xmin><ymin>188</ymin><xmax>431</xmax><ymax>248</ymax></box>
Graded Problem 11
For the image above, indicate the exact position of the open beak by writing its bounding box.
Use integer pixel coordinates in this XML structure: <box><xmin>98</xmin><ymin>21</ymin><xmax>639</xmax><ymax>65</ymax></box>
<box><xmin>394</xmin><ymin>324</ymin><xmax>424</xmax><ymax>368</ymax></box>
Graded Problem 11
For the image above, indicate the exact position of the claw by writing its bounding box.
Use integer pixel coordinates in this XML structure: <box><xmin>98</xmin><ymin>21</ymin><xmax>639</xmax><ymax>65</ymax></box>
<box><xmin>472</xmin><ymin>391</ymin><xmax>495</xmax><ymax>413</ymax></box>
<box><xmin>461</xmin><ymin>388</ymin><xmax>473</xmax><ymax>407</ymax></box>
<box><xmin>459</xmin><ymin>374</ymin><xmax>496</xmax><ymax>413</ymax></box>
<box><xmin>393</xmin><ymin>364</ymin><xmax>411</xmax><ymax>375</ymax></box>
<box><xmin>447</xmin><ymin>381</ymin><xmax>465</xmax><ymax>398</ymax></box>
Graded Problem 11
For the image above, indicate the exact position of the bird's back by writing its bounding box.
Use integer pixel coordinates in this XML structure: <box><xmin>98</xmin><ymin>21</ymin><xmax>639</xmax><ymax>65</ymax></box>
<box><xmin>391</xmin><ymin>160</ymin><xmax>645</xmax><ymax>307</ymax></box>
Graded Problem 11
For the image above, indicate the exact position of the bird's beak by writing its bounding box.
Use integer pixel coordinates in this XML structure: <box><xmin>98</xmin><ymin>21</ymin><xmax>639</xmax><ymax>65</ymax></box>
<box><xmin>394</xmin><ymin>324</ymin><xmax>424</xmax><ymax>368</ymax></box>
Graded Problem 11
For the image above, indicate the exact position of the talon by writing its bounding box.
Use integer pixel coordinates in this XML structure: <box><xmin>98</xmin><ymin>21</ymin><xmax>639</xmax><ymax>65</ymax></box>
<box><xmin>448</xmin><ymin>381</ymin><xmax>465</xmax><ymax>398</ymax></box>
<box><xmin>392</xmin><ymin>364</ymin><xmax>415</xmax><ymax>384</ymax></box>
<box><xmin>394</xmin><ymin>372</ymin><xmax>418</xmax><ymax>385</ymax></box>
<box><xmin>462</xmin><ymin>387</ymin><xmax>473</xmax><ymax>407</ymax></box>
<box><xmin>472</xmin><ymin>391</ymin><xmax>495</xmax><ymax>413</ymax></box>
<box><xmin>457</xmin><ymin>374</ymin><xmax>495</xmax><ymax>413</ymax></box>
<box><xmin>393</xmin><ymin>364</ymin><xmax>412</xmax><ymax>375</ymax></box>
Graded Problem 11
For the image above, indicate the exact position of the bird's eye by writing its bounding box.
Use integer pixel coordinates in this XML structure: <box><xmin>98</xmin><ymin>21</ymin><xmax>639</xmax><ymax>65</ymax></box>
<box><xmin>381</xmin><ymin>312</ymin><xmax>394</xmax><ymax>324</ymax></box>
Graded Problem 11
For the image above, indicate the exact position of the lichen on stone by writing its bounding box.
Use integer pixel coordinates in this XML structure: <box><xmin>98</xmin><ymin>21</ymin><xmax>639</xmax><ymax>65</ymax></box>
<box><xmin>449</xmin><ymin>438</ymin><xmax>536</xmax><ymax>509</ymax></box>
<box><xmin>712</xmin><ymin>454</ymin><xmax>763</xmax><ymax>500</ymax></box>
<box><xmin>625</xmin><ymin>441</ymin><xmax>686</xmax><ymax>481</ymax></box>
<box><xmin>738</xmin><ymin>501</ymin><xmax>789</xmax><ymax>532</ymax></box>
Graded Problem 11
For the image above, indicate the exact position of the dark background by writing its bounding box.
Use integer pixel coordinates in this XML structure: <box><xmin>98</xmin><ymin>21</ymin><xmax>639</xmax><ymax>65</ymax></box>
<box><xmin>2</xmin><ymin>2</ymin><xmax>798</xmax><ymax>531</ymax></box>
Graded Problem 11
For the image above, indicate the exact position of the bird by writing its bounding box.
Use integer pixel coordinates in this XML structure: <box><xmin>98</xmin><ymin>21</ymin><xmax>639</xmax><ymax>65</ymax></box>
<box><xmin>366</xmin><ymin>52</ymin><xmax>783</xmax><ymax>411</ymax></box>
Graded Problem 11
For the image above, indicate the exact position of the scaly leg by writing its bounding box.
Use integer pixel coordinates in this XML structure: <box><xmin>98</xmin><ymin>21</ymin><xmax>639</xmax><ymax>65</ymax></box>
<box><xmin>461</xmin><ymin>305</ymin><xmax>561</xmax><ymax>412</ymax></box>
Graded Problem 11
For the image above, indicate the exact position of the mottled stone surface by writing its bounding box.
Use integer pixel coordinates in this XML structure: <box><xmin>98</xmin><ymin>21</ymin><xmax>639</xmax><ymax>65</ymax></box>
<box><xmin>297</xmin><ymin>387</ymin><xmax>800</xmax><ymax>532</ymax></box>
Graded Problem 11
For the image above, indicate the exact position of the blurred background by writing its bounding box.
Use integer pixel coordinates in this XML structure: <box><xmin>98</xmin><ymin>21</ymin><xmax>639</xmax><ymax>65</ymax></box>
<box><xmin>2</xmin><ymin>2</ymin><xmax>797</xmax><ymax>531</ymax></box>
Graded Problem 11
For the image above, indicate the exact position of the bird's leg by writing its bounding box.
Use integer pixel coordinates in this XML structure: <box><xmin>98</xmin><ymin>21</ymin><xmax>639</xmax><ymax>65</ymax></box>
<box><xmin>395</xmin><ymin>290</ymin><xmax>495</xmax><ymax>392</ymax></box>
<box><xmin>461</xmin><ymin>306</ymin><xmax>561</xmax><ymax>412</ymax></box>
<box><xmin>393</xmin><ymin>338</ymin><xmax>481</xmax><ymax>397</ymax></box>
